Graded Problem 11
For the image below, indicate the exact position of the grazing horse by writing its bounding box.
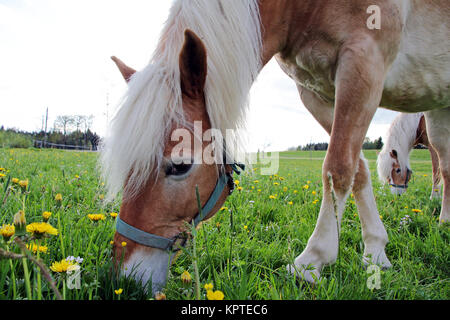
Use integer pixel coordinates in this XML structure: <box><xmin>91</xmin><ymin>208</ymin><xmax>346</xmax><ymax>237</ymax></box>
<box><xmin>102</xmin><ymin>0</ymin><xmax>450</xmax><ymax>292</ymax></box>
<box><xmin>377</xmin><ymin>112</ymin><xmax>442</xmax><ymax>199</ymax></box>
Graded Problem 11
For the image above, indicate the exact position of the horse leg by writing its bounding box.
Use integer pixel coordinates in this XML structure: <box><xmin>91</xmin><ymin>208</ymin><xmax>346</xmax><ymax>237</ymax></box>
<box><xmin>429</xmin><ymin>145</ymin><xmax>442</xmax><ymax>200</ymax></box>
<box><xmin>424</xmin><ymin>107</ymin><xmax>450</xmax><ymax>223</ymax></box>
<box><xmin>288</xmin><ymin>38</ymin><xmax>389</xmax><ymax>282</ymax></box>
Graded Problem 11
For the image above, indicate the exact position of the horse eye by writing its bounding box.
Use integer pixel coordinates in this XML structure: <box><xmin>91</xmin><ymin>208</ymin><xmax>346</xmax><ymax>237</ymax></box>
<box><xmin>165</xmin><ymin>162</ymin><xmax>193</xmax><ymax>176</ymax></box>
<box><xmin>395</xmin><ymin>168</ymin><xmax>401</xmax><ymax>174</ymax></box>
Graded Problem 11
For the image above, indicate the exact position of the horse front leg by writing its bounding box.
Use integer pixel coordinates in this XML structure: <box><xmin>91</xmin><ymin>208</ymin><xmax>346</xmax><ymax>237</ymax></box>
<box><xmin>289</xmin><ymin>38</ymin><xmax>390</xmax><ymax>282</ymax></box>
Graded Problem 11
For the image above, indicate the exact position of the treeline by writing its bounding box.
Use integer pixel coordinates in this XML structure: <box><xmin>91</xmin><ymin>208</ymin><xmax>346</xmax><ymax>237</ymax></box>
<box><xmin>293</xmin><ymin>137</ymin><xmax>384</xmax><ymax>151</ymax></box>
<box><xmin>0</xmin><ymin>115</ymin><xmax>100</xmax><ymax>150</ymax></box>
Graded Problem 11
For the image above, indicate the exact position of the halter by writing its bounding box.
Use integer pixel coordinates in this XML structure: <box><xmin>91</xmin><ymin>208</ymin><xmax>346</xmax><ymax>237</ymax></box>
<box><xmin>389</xmin><ymin>168</ymin><xmax>413</xmax><ymax>190</ymax></box>
<box><xmin>115</xmin><ymin>161</ymin><xmax>244</xmax><ymax>252</ymax></box>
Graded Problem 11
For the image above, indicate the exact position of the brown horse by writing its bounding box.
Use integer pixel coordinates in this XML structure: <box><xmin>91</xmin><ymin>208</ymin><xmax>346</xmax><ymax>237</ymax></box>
<box><xmin>103</xmin><ymin>0</ymin><xmax>450</xmax><ymax>292</ymax></box>
<box><xmin>377</xmin><ymin>112</ymin><xmax>442</xmax><ymax>199</ymax></box>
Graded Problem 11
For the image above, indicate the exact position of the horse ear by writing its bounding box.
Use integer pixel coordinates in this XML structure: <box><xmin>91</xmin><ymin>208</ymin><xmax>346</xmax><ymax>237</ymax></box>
<box><xmin>179</xmin><ymin>29</ymin><xmax>207</xmax><ymax>98</ymax></box>
<box><xmin>389</xmin><ymin>149</ymin><xmax>398</xmax><ymax>160</ymax></box>
<box><xmin>111</xmin><ymin>56</ymin><xmax>136</xmax><ymax>83</ymax></box>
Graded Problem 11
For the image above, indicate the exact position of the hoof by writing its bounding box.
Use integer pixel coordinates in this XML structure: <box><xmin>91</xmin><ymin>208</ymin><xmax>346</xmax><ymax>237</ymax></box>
<box><xmin>287</xmin><ymin>264</ymin><xmax>321</xmax><ymax>284</ymax></box>
<box><xmin>362</xmin><ymin>251</ymin><xmax>392</xmax><ymax>270</ymax></box>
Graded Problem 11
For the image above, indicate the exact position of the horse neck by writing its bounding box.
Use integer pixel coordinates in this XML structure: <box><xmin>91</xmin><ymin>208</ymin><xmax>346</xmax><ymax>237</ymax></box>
<box><xmin>384</xmin><ymin>112</ymin><xmax>423</xmax><ymax>162</ymax></box>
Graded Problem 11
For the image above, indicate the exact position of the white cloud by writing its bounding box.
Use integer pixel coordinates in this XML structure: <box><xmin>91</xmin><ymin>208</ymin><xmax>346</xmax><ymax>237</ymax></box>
<box><xmin>0</xmin><ymin>0</ymin><xmax>397</xmax><ymax>151</ymax></box>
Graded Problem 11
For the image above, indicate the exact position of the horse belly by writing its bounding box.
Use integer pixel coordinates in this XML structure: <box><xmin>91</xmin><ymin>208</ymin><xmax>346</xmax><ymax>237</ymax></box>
<box><xmin>381</xmin><ymin>2</ymin><xmax>450</xmax><ymax>112</ymax></box>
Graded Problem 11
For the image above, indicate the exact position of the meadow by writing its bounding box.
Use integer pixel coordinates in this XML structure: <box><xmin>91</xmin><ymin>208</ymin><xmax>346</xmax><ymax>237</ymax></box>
<box><xmin>0</xmin><ymin>148</ymin><xmax>448</xmax><ymax>300</ymax></box>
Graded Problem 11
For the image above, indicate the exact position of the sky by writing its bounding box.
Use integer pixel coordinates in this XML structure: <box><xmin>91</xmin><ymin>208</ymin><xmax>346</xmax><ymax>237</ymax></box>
<box><xmin>0</xmin><ymin>0</ymin><xmax>399</xmax><ymax>152</ymax></box>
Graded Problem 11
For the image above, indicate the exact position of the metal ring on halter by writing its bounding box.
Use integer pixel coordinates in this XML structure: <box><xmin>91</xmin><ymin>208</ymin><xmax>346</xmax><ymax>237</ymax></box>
<box><xmin>115</xmin><ymin>160</ymin><xmax>244</xmax><ymax>252</ymax></box>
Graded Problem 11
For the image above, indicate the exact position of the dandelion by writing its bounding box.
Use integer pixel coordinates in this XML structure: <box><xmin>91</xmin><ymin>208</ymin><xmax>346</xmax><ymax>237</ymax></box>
<box><xmin>26</xmin><ymin>244</ymin><xmax>48</xmax><ymax>254</ymax></box>
<box><xmin>303</xmin><ymin>185</ymin><xmax>309</xmax><ymax>190</ymax></box>
<box><xmin>207</xmin><ymin>290</ymin><xmax>224</xmax><ymax>300</ymax></box>
<box><xmin>273</xmin><ymin>182</ymin><xmax>280</xmax><ymax>186</ymax></box>
<box><xmin>110</xmin><ymin>241</ymin><xmax>114</xmax><ymax>245</ymax></box>
<box><xmin>54</xmin><ymin>193</ymin><xmax>63</xmax><ymax>202</ymax></box>
<box><xmin>279</xmin><ymin>177</ymin><xmax>285</xmax><ymax>181</ymax></box>
<box><xmin>234</xmin><ymin>180</ymin><xmax>240</xmax><ymax>186</ymax></box>
<box><xmin>283</xmin><ymin>187</ymin><xmax>288</xmax><ymax>192</ymax></box>
<box><xmin>0</xmin><ymin>173</ymin><xmax>5</xmax><ymax>179</ymax></box>
<box><xmin>293</xmin><ymin>190</ymin><xmax>298</xmax><ymax>194</ymax></box>
<box><xmin>0</xmin><ymin>224</ymin><xmax>15</xmax><ymax>241</ymax></box>
<box><xmin>155</xmin><ymin>292</ymin><xmax>166</xmax><ymax>300</ymax></box>
<box><xmin>269</xmin><ymin>195</ymin><xmax>276</xmax><ymax>200</ymax></box>
<box><xmin>50</xmin><ymin>259</ymin><xmax>79</xmax><ymax>273</ymax></box>
<box><xmin>253</xmin><ymin>180</ymin><xmax>259</xmax><ymax>184</ymax></box>
<box><xmin>257</xmin><ymin>189</ymin><xmax>262</xmax><ymax>193</ymax></box>
<box><xmin>114</xmin><ymin>288</ymin><xmax>123</xmax><ymax>295</ymax></box>
<box><xmin>288</xmin><ymin>201</ymin><xmax>293</xmax><ymax>205</ymax></box>
<box><xmin>121</xmin><ymin>241</ymin><xmax>127</xmax><ymax>247</ymax></box>
<box><xmin>412</xmin><ymin>209</ymin><xmax>422</xmax><ymax>213</ymax></box>
<box><xmin>109</xmin><ymin>212</ymin><xmax>118</xmax><ymax>219</ymax></box>
<box><xmin>204</xmin><ymin>283</ymin><xmax>214</xmax><ymax>291</ymax></box>
<box><xmin>42</xmin><ymin>211</ymin><xmax>52</xmax><ymax>222</ymax></box>
<box><xmin>0</xmin><ymin>167</ymin><xmax>5</xmax><ymax>171</ymax></box>
<box><xmin>98</xmin><ymin>194</ymin><xmax>105</xmax><ymax>200</ymax></box>
<box><xmin>11</xmin><ymin>178</ymin><xmax>19</xmax><ymax>184</ymax></box>
<box><xmin>181</xmin><ymin>271</ymin><xmax>192</xmax><ymax>284</ymax></box>
<box><xmin>26</xmin><ymin>222</ymin><xmax>58</xmax><ymax>238</ymax></box>
<box><xmin>237</xmin><ymin>186</ymin><xmax>243</xmax><ymax>191</ymax></box>
<box><xmin>379</xmin><ymin>215</ymin><xmax>383</xmax><ymax>220</ymax></box>
<box><xmin>88</xmin><ymin>214</ymin><xmax>106</xmax><ymax>222</ymax></box>
<box><xmin>312</xmin><ymin>191</ymin><xmax>317</xmax><ymax>195</ymax></box>
<box><xmin>312</xmin><ymin>199</ymin><xmax>319</xmax><ymax>205</ymax></box>
<box><xmin>220</xmin><ymin>207</ymin><xmax>228</xmax><ymax>212</ymax></box>
<box><xmin>19</xmin><ymin>179</ymin><xmax>29</xmax><ymax>190</ymax></box>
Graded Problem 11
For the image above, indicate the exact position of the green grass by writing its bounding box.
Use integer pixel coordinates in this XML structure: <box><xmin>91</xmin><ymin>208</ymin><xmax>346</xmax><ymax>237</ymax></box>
<box><xmin>0</xmin><ymin>148</ymin><xmax>448</xmax><ymax>300</ymax></box>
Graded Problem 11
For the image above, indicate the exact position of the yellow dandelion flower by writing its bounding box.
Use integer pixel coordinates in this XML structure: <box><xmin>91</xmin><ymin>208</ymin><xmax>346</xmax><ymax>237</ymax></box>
<box><xmin>207</xmin><ymin>290</ymin><xmax>224</xmax><ymax>300</ymax></box>
<box><xmin>19</xmin><ymin>179</ymin><xmax>29</xmax><ymax>189</ymax></box>
<box><xmin>0</xmin><ymin>224</ymin><xmax>15</xmax><ymax>241</ymax></box>
<box><xmin>234</xmin><ymin>180</ymin><xmax>240</xmax><ymax>186</ymax></box>
<box><xmin>110</xmin><ymin>241</ymin><xmax>114</xmax><ymax>245</ymax></box>
<box><xmin>54</xmin><ymin>193</ymin><xmax>63</xmax><ymax>202</ymax></box>
<box><xmin>412</xmin><ymin>209</ymin><xmax>422</xmax><ymax>213</ymax></box>
<box><xmin>253</xmin><ymin>180</ymin><xmax>259</xmax><ymax>184</ymax></box>
<box><xmin>50</xmin><ymin>259</ymin><xmax>78</xmax><ymax>273</ymax></box>
<box><xmin>0</xmin><ymin>173</ymin><xmax>5</xmax><ymax>179</ymax></box>
<box><xmin>26</xmin><ymin>244</ymin><xmax>48</xmax><ymax>254</ymax></box>
<box><xmin>109</xmin><ymin>212</ymin><xmax>118</xmax><ymax>219</ymax></box>
<box><xmin>98</xmin><ymin>194</ymin><xmax>105</xmax><ymax>200</ymax></box>
<box><xmin>155</xmin><ymin>292</ymin><xmax>166</xmax><ymax>300</ymax></box>
<box><xmin>26</xmin><ymin>222</ymin><xmax>58</xmax><ymax>237</ymax></box>
<box><xmin>269</xmin><ymin>195</ymin><xmax>276</xmax><ymax>200</ymax></box>
<box><xmin>181</xmin><ymin>271</ymin><xmax>192</xmax><ymax>284</ymax></box>
<box><xmin>11</xmin><ymin>178</ymin><xmax>19</xmax><ymax>184</ymax></box>
<box><xmin>293</xmin><ymin>190</ymin><xmax>298</xmax><ymax>194</ymax></box>
<box><xmin>288</xmin><ymin>201</ymin><xmax>293</xmax><ymax>205</ymax></box>
<box><xmin>303</xmin><ymin>185</ymin><xmax>309</xmax><ymax>190</ymax></box>
<box><xmin>88</xmin><ymin>214</ymin><xmax>106</xmax><ymax>222</ymax></box>
<box><xmin>220</xmin><ymin>207</ymin><xmax>228</xmax><ymax>211</ymax></box>
<box><xmin>42</xmin><ymin>211</ymin><xmax>52</xmax><ymax>221</ymax></box>
<box><xmin>283</xmin><ymin>187</ymin><xmax>288</xmax><ymax>192</ymax></box>
<box><xmin>257</xmin><ymin>189</ymin><xmax>261</xmax><ymax>193</ymax></box>
<box><xmin>13</xmin><ymin>210</ymin><xmax>26</xmax><ymax>229</ymax></box>
<box><xmin>379</xmin><ymin>215</ymin><xmax>383</xmax><ymax>220</ymax></box>
<box><xmin>115</xmin><ymin>288</ymin><xmax>123</xmax><ymax>295</ymax></box>
<box><xmin>121</xmin><ymin>241</ymin><xmax>127</xmax><ymax>247</ymax></box>
<box><xmin>273</xmin><ymin>182</ymin><xmax>280</xmax><ymax>186</ymax></box>
<box><xmin>312</xmin><ymin>191</ymin><xmax>317</xmax><ymax>195</ymax></box>
<box><xmin>237</xmin><ymin>186</ymin><xmax>243</xmax><ymax>191</ymax></box>
<box><xmin>204</xmin><ymin>283</ymin><xmax>214</xmax><ymax>291</ymax></box>
<box><xmin>312</xmin><ymin>199</ymin><xmax>319</xmax><ymax>205</ymax></box>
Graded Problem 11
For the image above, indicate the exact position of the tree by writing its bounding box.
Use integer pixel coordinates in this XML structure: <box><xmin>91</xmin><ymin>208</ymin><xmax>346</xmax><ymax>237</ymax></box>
<box><xmin>54</xmin><ymin>116</ymin><xmax>74</xmax><ymax>144</ymax></box>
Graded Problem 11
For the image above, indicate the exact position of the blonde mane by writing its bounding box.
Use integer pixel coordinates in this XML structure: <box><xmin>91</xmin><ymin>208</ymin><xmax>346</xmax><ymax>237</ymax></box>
<box><xmin>100</xmin><ymin>0</ymin><xmax>262</xmax><ymax>200</ymax></box>
<box><xmin>377</xmin><ymin>112</ymin><xmax>423</xmax><ymax>183</ymax></box>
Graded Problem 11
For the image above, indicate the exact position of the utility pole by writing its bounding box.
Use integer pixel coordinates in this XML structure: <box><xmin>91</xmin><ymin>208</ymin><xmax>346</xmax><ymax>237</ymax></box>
<box><xmin>44</xmin><ymin>107</ymin><xmax>48</xmax><ymax>148</ymax></box>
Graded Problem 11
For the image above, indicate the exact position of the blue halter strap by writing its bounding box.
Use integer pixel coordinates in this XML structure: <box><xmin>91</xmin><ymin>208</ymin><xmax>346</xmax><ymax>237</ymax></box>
<box><xmin>115</xmin><ymin>163</ymin><xmax>244</xmax><ymax>251</ymax></box>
